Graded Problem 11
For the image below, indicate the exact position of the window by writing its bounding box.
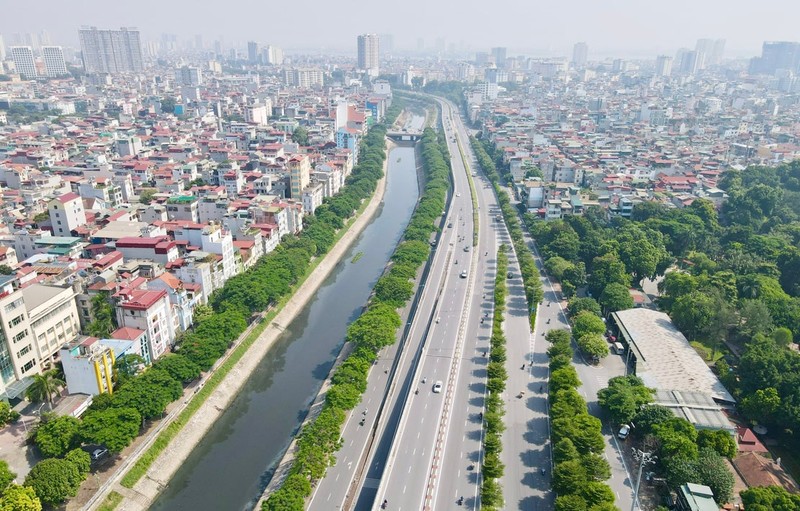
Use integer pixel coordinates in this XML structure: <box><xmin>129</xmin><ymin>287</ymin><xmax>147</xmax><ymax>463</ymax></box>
<box><xmin>4</xmin><ymin>298</ymin><xmax>24</xmax><ymax>314</ymax></box>
<box><xmin>8</xmin><ymin>314</ymin><xmax>24</xmax><ymax>328</ymax></box>
<box><xmin>21</xmin><ymin>360</ymin><xmax>35</xmax><ymax>373</ymax></box>
<box><xmin>17</xmin><ymin>344</ymin><xmax>31</xmax><ymax>358</ymax></box>
<box><xmin>12</xmin><ymin>330</ymin><xmax>28</xmax><ymax>343</ymax></box>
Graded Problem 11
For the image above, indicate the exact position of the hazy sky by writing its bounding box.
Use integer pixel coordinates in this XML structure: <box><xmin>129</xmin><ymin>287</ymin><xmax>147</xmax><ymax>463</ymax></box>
<box><xmin>2</xmin><ymin>0</ymin><xmax>798</xmax><ymax>58</ymax></box>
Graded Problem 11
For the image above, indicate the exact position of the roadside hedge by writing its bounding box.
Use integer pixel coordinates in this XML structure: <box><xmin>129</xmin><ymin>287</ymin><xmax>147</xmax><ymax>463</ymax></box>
<box><xmin>546</xmin><ymin>329</ymin><xmax>620</xmax><ymax>510</ymax></box>
<box><xmin>470</xmin><ymin>137</ymin><xmax>543</xmax><ymax>320</ymax></box>
<box><xmin>264</xmin><ymin>124</ymin><xmax>451</xmax><ymax>509</ymax></box>
<box><xmin>481</xmin><ymin>245</ymin><xmax>509</xmax><ymax>510</ymax></box>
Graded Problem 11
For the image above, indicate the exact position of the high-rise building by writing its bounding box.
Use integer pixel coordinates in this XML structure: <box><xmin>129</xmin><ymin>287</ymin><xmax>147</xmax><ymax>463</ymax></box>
<box><xmin>247</xmin><ymin>41</ymin><xmax>259</xmax><ymax>63</ymax></box>
<box><xmin>379</xmin><ymin>34</ymin><xmax>394</xmax><ymax>54</ymax></box>
<box><xmin>10</xmin><ymin>46</ymin><xmax>37</xmax><ymax>79</ymax></box>
<box><xmin>712</xmin><ymin>39</ymin><xmax>726</xmax><ymax>65</ymax></box>
<box><xmin>749</xmin><ymin>41</ymin><xmax>800</xmax><ymax>75</ymax></box>
<box><xmin>42</xmin><ymin>46</ymin><xmax>68</xmax><ymax>77</ymax></box>
<box><xmin>678</xmin><ymin>50</ymin><xmax>703</xmax><ymax>75</ymax></box>
<box><xmin>357</xmin><ymin>34</ymin><xmax>380</xmax><ymax>77</ymax></box>
<box><xmin>0</xmin><ymin>34</ymin><xmax>6</xmax><ymax>61</ymax></box>
<box><xmin>655</xmin><ymin>55</ymin><xmax>673</xmax><ymax>77</ymax></box>
<box><xmin>180</xmin><ymin>66</ymin><xmax>203</xmax><ymax>87</ymax></box>
<box><xmin>572</xmin><ymin>42</ymin><xmax>588</xmax><ymax>68</ymax></box>
<box><xmin>491</xmin><ymin>47</ymin><xmax>508</xmax><ymax>67</ymax></box>
<box><xmin>79</xmin><ymin>27</ymin><xmax>144</xmax><ymax>74</ymax></box>
<box><xmin>264</xmin><ymin>45</ymin><xmax>283</xmax><ymax>65</ymax></box>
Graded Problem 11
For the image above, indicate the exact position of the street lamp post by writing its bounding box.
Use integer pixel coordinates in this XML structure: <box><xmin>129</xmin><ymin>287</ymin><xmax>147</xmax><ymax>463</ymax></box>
<box><xmin>630</xmin><ymin>448</ymin><xmax>656</xmax><ymax>511</ymax></box>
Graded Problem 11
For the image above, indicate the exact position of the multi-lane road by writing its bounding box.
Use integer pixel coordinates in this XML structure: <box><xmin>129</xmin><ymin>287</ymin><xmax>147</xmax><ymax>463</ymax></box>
<box><xmin>305</xmin><ymin>98</ymin><xmax>640</xmax><ymax>511</ymax></box>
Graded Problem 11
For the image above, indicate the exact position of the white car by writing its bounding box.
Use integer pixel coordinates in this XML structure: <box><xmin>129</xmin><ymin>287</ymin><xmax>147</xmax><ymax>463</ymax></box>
<box><xmin>456</xmin><ymin>192</ymin><xmax>461</xmax><ymax>197</ymax></box>
<box><xmin>433</xmin><ymin>381</ymin><xmax>443</xmax><ymax>393</ymax></box>
<box><xmin>617</xmin><ymin>424</ymin><xmax>631</xmax><ymax>440</ymax></box>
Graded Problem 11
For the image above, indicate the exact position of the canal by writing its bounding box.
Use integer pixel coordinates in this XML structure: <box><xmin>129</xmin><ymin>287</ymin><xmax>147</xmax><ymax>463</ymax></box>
<box><xmin>150</xmin><ymin>140</ymin><xmax>421</xmax><ymax>511</ymax></box>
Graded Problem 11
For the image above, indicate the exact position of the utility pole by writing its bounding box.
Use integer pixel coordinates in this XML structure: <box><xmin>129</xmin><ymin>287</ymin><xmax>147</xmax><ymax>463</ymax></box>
<box><xmin>630</xmin><ymin>448</ymin><xmax>656</xmax><ymax>511</ymax></box>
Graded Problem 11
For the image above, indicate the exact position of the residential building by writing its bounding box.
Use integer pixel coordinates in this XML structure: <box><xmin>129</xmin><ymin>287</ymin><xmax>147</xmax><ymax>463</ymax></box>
<box><xmin>288</xmin><ymin>155</ymin><xmax>310</xmax><ymax>199</ymax></box>
<box><xmin>42</xmin><ymin>46</ymin><xmax>68</xmax><ymax>77</ymax></box>
<box><xmin>179</xmin><ymin>65</ymin><xmax>203</xmax><ymax>87</ymax></box>
<box><xmin>357</xmin><ymin>34</ymin><xmax>380</xmax><ymax>77</ymax></box>
<box><xmin>165</xmin><ymin>196</ymin><xmax>200</xmax><ymax>222</ymax></box>
<box><xmin>0</xmin><ymin>277</ymin><xmax>37</xmax><ymax>396</ymax></box>
<box><xmin>115</xmin><ymin>289</ymin><xmax>174</xmax><ymax>363</ymax></box>
<box><xmin>24</xmin><ymin>284</ymin><xmax>81</xmax><ymax>366</ymax></box>
<box><xmin>173</xmin><ymin>223</ymin><xmax>236</xmax><ymax>283</ymax></box>
<box><xmin>247</xmin><ymin>41</ymin><xmax>259</xmax><ymax>64</ymax></box>
<box><xmin>302</xmin><ymin>182</ymin><xmax>324</xmax><ymax>214</ymax></box>
<box><xmin>0</xmin><ymin>277</ymin><xmax>81</xmax><ymax>399</ymax></box>
<box><xmin>147</xmin><ymin>273</ymin><xmax>196</xmax><ymax>332</ymax></box>
<box><xmin>10</xmin><ymin>46</ymin><xmax>36</xmax><ymax>79</ymax></box>
<box><xmin>655</xmin><ymin>55</ymin><xmax>673</xmax><ymax>77</ymax></box>
<box><xmin>491</xmin><ymin>47</ymin><xmax>508</xmax><ymax>67</ymax></box>
<box><xmin>48</xmin><ymin>192</ymin><xmax>86</xmax><ymax>237</ymax></box>
<box><xmin>572</xmin><ymin>42</ymin><xmax>588</xmax><ymax>68</ymax></box>
<box><xmin>60</xmin><ymin>337</ymin><xmax>115</xmax><ymax>396</ymax></box>
<box><xmin>749</xmin><ymin>41</ymin><xmax>800</xmax><ymax>75</ymax></box>
<box><xmin>115</xmin><ymin>236</ymin><xmax>179</xmax><ymax>265</ymax></box>
<box><xmin>78</xmin><ymin>26</ymin><xmax>144</xmax><ymax>74</ymax></box>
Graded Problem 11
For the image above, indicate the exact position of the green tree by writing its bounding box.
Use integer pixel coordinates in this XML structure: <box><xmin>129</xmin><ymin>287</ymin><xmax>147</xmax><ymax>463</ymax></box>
<box><xmin>572</xmin><ymin>311</ymin><xmax>606</xmax><ymax>339</ymax></box>
<box><xmin>64</xmin><ymin>449</ymin><xmax>90</xmax><ymax>479</ymax></box>
<box><xmin>588</xmin><ymin>252</ymin><xmax>630</xmax><ymax>297</ymax></box>
<box><xmin>24</xmin><ymin>458</ymin><xmax>80</xmax><ymax>507</ymax></box>
<box><xmin>738</xmin><ymin>300</ymin><xmax>774</xmax><ymax>339</ymax></box>
<box><xmin>25</xmin><ymin>370</ymin><xmax>64</xmax><ymax>409</ymax></box>
<box><xmin>740</xmin><ymin>387</ymin><xmax>781</xmax><ymax>424</ymax></box>
<box><xmin>577</xmin><ymin>334</ymin><xmax>610</xmax><ymax>360</ymax></box>
<box><xmin>671</xmin><ymin>291</ymin><xmax>716</xmax><ymax>339</ymax></box>
<box><xmin>0</xmin><ymin>266</ymin><xmax>13</xmax><ymax>276</ymax></box>
<box><xmin>697</xmin><ymin>429</ymin><xmax>737</xmax><ymax>459</ymax></box>
<box><xmin>552</xmin><ymin>459</ymin><xmax>587</xmax><ymax>495</ymax></box>
<box><xmin>694</xmin><ymin>448</ymin><xmax>735</xmax><ymax>504</ymax></box>
<box><xmin>138</xmin><ymin>188</ymin><xmax>157</xmax><ymax>205</ymax></box>
<box><xmin>0</xmin><ymin>462</ymin><xmax>15</xmax><ymax>493</ymax></box>
<box><xmin>631</xmin><ymin>405</ymin><xmax>674</xmax><ymax>436</ymax></box>
<box><xmin>373</xmin><ymin>275</ymin><xmax>414</xmax><ymax>307</ymax></box>
<box><xmin>0</xmin><ymin>485</ymin><xmax>42</xmax><ymax>511</ymax></box>
<box><xmin>153</xmin><ymin>354</ymin><xmax>201</xmax><ymax>384</ymax></box>
<box><xmin>599</xmin><ymin>283</ymin><xmax>634</xmax><ymax>314</ymax></box>
<box><xmin>291</xmin><ymin>126</ymin><xmax>309</xmax><ymax>146</ymax></box>
<box><xmin>567</xmin><ymin>297</ymin><xmax>602</xmax><ymax>318</ymax></box>
<box><xmin>741</xmin><ymin>485</ymin><xmax>800</xmax><ymax>511</ymax></box>
<box><xmin>86</xmin><ymin>292</ymin><xmax>116</xmax><ymax>338</ymax></box>
<box><xmin>0</xmin><ymin>402</ymin><xmax>19</xmax><ymax>426</ymax></box>
<box><xmin>32</xmin><ymin>416</ymin><xmax>80</xmax><ymax>458</ymax></box>
<box><xmin>598</xmin><ymin>376</ymin><xmax>655</xmax><ymax>426</ymax></box>
<box><xmin>553</xmin><ymin>438</ymin><xmax>581</xmax><ymax>464</ymax></box>
<box><xmin>555</xmin><ymin>495</ymin><xmax>587</xmax><ymax>511</ymax></box>
<box><xmin>80</xmin><ymin>407</ymin><xmax>141</xmax><ymax>453</ymax></box>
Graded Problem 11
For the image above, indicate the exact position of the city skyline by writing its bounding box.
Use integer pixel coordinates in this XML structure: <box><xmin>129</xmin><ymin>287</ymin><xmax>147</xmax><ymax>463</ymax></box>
<box><xmin>2</xmin><ymin>0</ymin><xmax>800</xmax><ymax>58</ymax></box>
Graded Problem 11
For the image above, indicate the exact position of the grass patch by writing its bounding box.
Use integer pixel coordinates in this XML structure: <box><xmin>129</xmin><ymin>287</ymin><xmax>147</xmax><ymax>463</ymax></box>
<box><xmin>351</xmin><ymin>252</ymin><xmax>364</xmax><ymax>264</ymax></box>
<box><xmin>120</xmin><ymin>171</ymin><xmax>381</xmax><ymax>489</ymax></box>
<box><xmin>690</xmin><ymin>340</ymin><xmax>726</xmax><ymax>364</ymax></box>
<box><xmin>97</xmin><ymin>491</ymin><xmax>123</xmax><ymax>511</ymax></box>
<box><xmin>452</xmin><ymin>120</ymin><xmax>480</xmax><ymax>246</ymax></box>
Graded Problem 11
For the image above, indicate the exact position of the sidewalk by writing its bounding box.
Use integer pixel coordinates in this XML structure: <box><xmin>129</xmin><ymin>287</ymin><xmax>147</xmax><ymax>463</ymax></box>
<box><xmin>86</xmin><ymin>166</ymin><xmax>390</xmax><ymax>511</ymax></box>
